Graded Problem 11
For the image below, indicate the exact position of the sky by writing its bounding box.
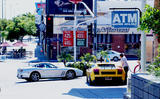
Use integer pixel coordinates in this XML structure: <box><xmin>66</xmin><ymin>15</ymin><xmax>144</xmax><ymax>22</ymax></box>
<box><xmin>0</xmin><ymin>0</ymin><xmax>45</xmax><ymax>19</ymax></box>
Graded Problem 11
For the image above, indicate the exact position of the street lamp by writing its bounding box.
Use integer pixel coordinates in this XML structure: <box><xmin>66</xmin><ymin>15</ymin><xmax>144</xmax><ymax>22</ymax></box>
<box><xmin>69</xmin><ymin>0</ymin><xmax>95</xmax><ymax>62</ymax></box>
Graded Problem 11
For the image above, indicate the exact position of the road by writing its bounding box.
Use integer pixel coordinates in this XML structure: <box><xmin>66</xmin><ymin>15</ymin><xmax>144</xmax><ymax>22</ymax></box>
<box><xmin>0</xmin><ymin>59</ymin><xmax>138</xmax><ymax>99</ymax></box>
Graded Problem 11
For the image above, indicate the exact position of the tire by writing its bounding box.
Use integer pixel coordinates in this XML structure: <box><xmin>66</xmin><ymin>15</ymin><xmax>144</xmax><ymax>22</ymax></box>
<box><xmin>87</xmin><ymin>76</ymin><xmax>94</xmax><ymax>85</ymax></box>
<box><xmin>30</xmin><ymin>72</ymin><xmax>40</xmax><ymax>82</ymax></box>
<box><xmin>25</xmin><ymin>78</ymin><xmax>31</xmax><ymax>82</ymax></box>
<box><xmin>65</xmin><ymin>70</ymin><xmax>75</xmax><ymax>80</ymax></box>
<box><xmin>113</xmin><ymin>57</ymin><xmax>119</xmax><ymax>62</ymax></box>
<box><xmin>86</xmin><ymin>76</ymin><xmax>89</xmax><ymax>83</ymax></box>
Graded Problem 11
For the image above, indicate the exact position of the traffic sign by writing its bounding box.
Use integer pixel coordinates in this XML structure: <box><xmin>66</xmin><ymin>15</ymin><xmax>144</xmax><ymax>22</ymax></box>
<box><xmin>69</xmin><ymin>0</ymin><xmax>82</xmax><ymax>4</ymax></box>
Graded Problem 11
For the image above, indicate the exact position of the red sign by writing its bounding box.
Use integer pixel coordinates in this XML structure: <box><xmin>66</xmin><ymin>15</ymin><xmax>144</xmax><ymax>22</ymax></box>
<box><xmin>76</xmin><ymin>31</ymin><xmax>87</xmax><ymax>39</ymax></box>
<box><xmin>63</xmin><ymin>31</ymin><xmax>74</xmax><ymax>47</ymax></box>
<box><xmin>69</xmin><ymin>0</ymin><xmax>82</xmax><ymax>4</ymax></box>
<box><xmin>76</xmin><ymin>31</ymin><xmax>87</xmax><ymax>47</ymax></box>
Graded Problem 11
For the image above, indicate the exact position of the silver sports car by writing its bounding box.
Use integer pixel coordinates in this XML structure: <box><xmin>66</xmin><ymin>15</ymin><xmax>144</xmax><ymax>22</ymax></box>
<box><xmin>17</xmin><ymin>63</ymin><xmax>83</xmax><ymax>82</ymax></box>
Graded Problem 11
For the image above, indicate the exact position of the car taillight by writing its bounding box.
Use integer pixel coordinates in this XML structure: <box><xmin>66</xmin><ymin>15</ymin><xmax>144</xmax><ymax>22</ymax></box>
<box><xmin>94</xmin><ymin>69</ymin><xmax>99</xmax><ymax>74</ymax></box>
<box><xmin>118</xmin><ymin>69</ymin><xmax>122</xmax><ymax>74</ymax></box>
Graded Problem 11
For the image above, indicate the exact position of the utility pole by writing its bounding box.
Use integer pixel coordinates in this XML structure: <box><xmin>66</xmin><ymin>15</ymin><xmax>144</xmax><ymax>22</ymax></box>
<box><xmin>93</xmin><ymin>0</ymin><xmax>97</xmax><ymax>56</ymax></box>
<box><xmin>73</xmin><ymin>4</ymin><xmax>77</xmax><ymax>62</ymax></box>
<box><xmin>141</xmin><ymin>0</ymin><xmax>146</xmax><ymax>72</ymax></box>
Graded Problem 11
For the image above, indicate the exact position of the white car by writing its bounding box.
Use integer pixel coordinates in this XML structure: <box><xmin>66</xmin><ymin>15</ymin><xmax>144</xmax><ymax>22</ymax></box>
<box><xmin>17</xmin><ymin>63</ymin><xmax>83</xmax><ymax>82</ymax></box>
<box><xmin>97</xmin><ymin>50</ymin><xmax>121</xmax><ymax>61</ymax></box>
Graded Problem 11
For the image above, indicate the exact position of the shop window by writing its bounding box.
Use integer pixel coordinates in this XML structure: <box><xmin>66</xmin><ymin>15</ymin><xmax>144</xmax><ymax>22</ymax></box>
<box><xmin>97</xmin><ymin>34</ymin><xmax>112</xmax><ymax>43</ymax></box>
<box><xmin>105</xmin><ymin>34</ymin><xmax>112</xmax><ymax>43</ymax></box>
<box><xmin>125</xmin><ymin>34</ymin><xmax>140</xmax><ymax>43</ymax></box>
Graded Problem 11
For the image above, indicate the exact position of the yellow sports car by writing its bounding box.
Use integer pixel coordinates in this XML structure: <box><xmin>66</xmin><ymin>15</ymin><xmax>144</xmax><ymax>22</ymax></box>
<box><xmin>86</xmin><ymin>63</ymin><xmax>126</xmax><ymax>85</ymax></box>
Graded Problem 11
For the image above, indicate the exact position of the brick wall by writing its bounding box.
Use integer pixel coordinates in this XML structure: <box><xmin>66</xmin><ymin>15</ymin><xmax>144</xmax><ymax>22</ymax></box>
<box><xmin>131</xmin><ymin>73</ymin><xmax>160</xmax><ymax>99</ymax></box>
<box><xmin>111</xmin><ymin>34</ymin><xmax>125</xmax><ymax>53</ymax></box>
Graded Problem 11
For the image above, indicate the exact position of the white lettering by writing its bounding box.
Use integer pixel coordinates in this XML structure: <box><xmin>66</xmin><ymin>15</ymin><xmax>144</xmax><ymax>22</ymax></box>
<box><xmin>120</xmin><ymin>14</ymin><xmax>127</xmax><ymax>23</ymax></box>
<box><xmin>128</xmin><ymin>13</ymin><xmax>137</xmax><ymax>23</ymax></box>
<box><xmin>113</xmin><ymin>14</ymin><xmax>121</xmax><ymax>23</ymax></box>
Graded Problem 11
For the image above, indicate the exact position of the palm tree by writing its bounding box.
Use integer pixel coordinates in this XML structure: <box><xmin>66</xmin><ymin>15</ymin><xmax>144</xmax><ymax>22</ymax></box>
<box><xmin>57</xmin><ymin>52</ymin><xmax>73</xmax><ymax>66</ymax></box>
<box><xmin>80</xmin><ymin>53</ymin><xmax>96</xmax><ymax>64</ymax></box>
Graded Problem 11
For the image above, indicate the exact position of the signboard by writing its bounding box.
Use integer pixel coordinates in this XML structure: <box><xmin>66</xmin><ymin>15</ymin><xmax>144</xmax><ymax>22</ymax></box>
<box><xmin>63</xmin><ymin>31</ymin><xmax>74</xmax><ymax>47</ymax></box>
<box><xmin>35</xmin><ymin>3</ymin><xmax>46</xmax><ymax>9</ymax></box>
<box><xmin>63</xmin><ymin>31</ymin><xmax>87</xmax><ymax>47</ymax></box>
<box><xmin>69</xmin><ymin>0</ymin><xmax>82</xmax><ymax>4</ymax></box>
<box><xmin>35</xmin><ymin>3</ymin><xmax>46</xmax><ymax>15</ymax></box>
<box><xmin>76</xmin><ymin>31</ymin><xmax>87</xmax><ymax>47</ymax></box>
<box><xmin>111</xmin><ymin>11</ymin><xmax>139</xmax><ymax>28</ymax></box>
<box><xmin>46</xmin><ymin>0</ymin><xmax>93</xmax><ymax>15</ymax></box>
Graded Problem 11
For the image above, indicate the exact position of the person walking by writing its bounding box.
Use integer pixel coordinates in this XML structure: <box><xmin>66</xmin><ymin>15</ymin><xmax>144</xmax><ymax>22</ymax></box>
<box><xmin>120</xmin><ymin>53</ymin><xmax>129</xmax><ymax>84</ymax></box>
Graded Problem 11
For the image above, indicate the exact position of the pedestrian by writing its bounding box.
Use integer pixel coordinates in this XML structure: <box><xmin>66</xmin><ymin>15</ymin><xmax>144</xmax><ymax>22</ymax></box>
<box><xmin>120</xmin><ymin>53</ymin><xmax>129</xmax><ymax>84</ymax></box>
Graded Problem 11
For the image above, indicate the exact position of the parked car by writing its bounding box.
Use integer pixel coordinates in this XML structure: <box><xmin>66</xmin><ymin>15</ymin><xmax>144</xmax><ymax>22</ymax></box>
<box><xmin>17</xmin><ymin>63</ymin><xmax>83</xmax><ymax>82</ymax></box>
<box><xmin>97</xmin><ymin>50</ymin><xmax>121</xmax><ymax>61</ymax></box>
<box><xmin>86</xmin><ymin>63</ymin><xmax>126</xmax><ymax>85</ymax></box>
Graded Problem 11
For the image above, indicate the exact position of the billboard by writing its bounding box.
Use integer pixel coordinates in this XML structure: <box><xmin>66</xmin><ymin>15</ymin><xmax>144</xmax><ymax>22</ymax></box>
<box><xmin>46</xmin><ymin>0</ymin><xmax>93</xmax><ymax>15</ymax></box>
<box><xmin>111</xmin><ymin>11</ymin><xmax>139</xmax><ymax>28</ymax></box>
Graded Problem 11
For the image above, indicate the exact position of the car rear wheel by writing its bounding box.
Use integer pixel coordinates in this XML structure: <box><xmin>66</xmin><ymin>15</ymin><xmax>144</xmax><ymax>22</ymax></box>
<box><xmin>30</xmin><ymin>72</ymin><xmax>40</xmax><ymax>82</ymax></box>
<box><xmin>113</xmin><ymin>57</ymin><xmax>119</xmax><ymax>62</ymax></box>
<box><xmin>65</xmin><ymin>70</ymin><xmax>75</xmax><ymax>80</ymax></box>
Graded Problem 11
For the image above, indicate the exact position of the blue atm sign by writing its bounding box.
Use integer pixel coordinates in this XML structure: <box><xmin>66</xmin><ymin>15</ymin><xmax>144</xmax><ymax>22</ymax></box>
<box><xmin>111</xmin><ymin>11</ymin><xmax>139</xmax><ymax>28</ymax></box>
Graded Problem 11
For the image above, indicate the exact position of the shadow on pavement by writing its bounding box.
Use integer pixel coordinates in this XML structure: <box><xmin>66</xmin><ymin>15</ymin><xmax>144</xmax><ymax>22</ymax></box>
<box><xmin>16</xmin><ymin>77</ymin><xmax>81</xmax><ymax>84</ymax></box>
<box><xmin>63</xmin><ymin>88</ymin><xmax>126</xmax><ymax>99</ymax></box>
<box><xmin>16</xmin><ymin>78</ymin><xmax>63</xmax><ymax>84</ymax></box>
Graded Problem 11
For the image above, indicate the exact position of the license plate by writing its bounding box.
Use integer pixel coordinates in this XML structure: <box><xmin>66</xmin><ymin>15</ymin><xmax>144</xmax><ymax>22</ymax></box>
<box><xmin>105</xmin><ymin>77</ymin><xmax>112</xmax><ymax>80</ymax></box>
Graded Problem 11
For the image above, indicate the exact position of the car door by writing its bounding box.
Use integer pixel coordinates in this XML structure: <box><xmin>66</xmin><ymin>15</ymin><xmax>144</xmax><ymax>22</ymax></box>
<box><xmin>44</xmin><ymin>64</ymin><xmax>64</xmax><ymax>77</ymax></box>
<box><xmin>35</xmin><ymin>64</ymin><xmax>48</xmax><ymax>78</ymax></box>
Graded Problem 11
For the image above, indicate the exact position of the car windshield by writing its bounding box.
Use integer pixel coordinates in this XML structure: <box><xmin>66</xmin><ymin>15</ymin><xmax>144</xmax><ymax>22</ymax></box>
<box><xmin>98</xmin><ymin>64</ymin><xmax>116</xmax><ymax>69</ymax></box>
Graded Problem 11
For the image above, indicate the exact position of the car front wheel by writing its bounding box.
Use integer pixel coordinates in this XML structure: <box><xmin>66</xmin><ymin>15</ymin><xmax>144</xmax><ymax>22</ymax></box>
<box><xmin>65</xmin><ymin>70</ymin><xmax>75</xmax><ymax>80</ymax></box>
<box><xmin>30</xmin><ymin>72</ymin><xmax>40</xmax><ymax>82</ymax></box>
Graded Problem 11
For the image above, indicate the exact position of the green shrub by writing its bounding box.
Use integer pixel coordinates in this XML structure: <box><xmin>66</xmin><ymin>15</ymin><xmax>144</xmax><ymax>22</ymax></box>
<box><xmin>66</xmin><ymin>62</ymin><xmax>91</xmax><ymax>76</ymax></box>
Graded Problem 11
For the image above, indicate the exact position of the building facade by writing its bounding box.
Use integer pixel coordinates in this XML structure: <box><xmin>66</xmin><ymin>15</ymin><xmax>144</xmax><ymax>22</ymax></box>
<box><xmin>40</xmin><ymin>0</ymin><xmax>154</xmax><ymax>60</ymax></box>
